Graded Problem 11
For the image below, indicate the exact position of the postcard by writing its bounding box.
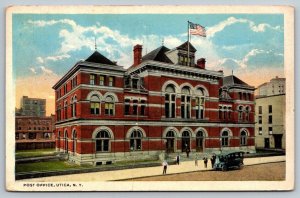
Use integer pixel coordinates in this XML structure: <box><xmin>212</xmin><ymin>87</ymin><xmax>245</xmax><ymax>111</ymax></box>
<box><xmin>6</xmin><ymin>5</ymin><xmax>294</xmax><ymax>191</ymax></box>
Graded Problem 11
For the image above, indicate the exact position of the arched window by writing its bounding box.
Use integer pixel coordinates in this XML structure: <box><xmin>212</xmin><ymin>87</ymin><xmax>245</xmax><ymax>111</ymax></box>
<box><xmin>181</xmin><ymin>130</ymin><xmax>190</xmax><ymax>151</ymax></box>
<box><xmin>221</xmin><ymin>131</ymin><xmax>229</xmax><ymax>147</ymax></box>
<box><xmin>64</xmin><ymin>101</ymin><xmax>68</xmax><ymax>119</ymax></box>
<box><xmin>90</xmin><ymin>95</ymin><xmax>100</xmax><ymax>115</ymax></box>
<box><xmin>181</xmin><ymin>86</ymin><xmax>191</xmax><ymax>119</ymax></box>
<box><xmin>95</xmin><ymin>130</ymin><xmax>110</xmax><ymax>152</ymax></box>
<box><xmin>245</xmin><ymin>106</ymin><xmax>250</xmax><ymax>121</ymax></box>
<box><xmin>238</xmin><ymin>106</ymin><xmax>243</xmax><ymax>121</ymax></box>
<box><xmin>71</xmin><ymin>96</ymin><xmax>77</xmax><ymax>117</ymax></box>
<box><xmin>105</xmin><ymin>96</ymin><xmax>115</xmax><ymax>116</ymax></box>
<box><xmin>57</xmin><ymin>105</ymin><xmax>61</xmax><ymax>121</ymax></box>
<box><xmin>196</xmin><ymin>131</ymin><xmax>205</xmax><ymax>151</ymax></box>
<box><xmin>64</xmin><ymin>130</ymin><xmax>68</xmax><ymax>153</ymax></box>
<box><xmin>72</xmin><ymin>130</ymin><xmax>77</xmax><ymax>154</ymax></box>
<box><xmin>240</xmin><ymin>130</ymin><xmax>247</xmax><ymax>146</ymax></box>
<box><xmin>130</xmin><ymin>130</ymin><xmax>142</xmax><ymax>151</ymax></box>
<box><xmin>165</xmin><ymin>85</ymin><xmax>176</xmax><ymax>118</ymax></box>
<box><xmin>195</xmin><ymin>88</ymin><xmax>205</xmax><ymax>119</ymax></box>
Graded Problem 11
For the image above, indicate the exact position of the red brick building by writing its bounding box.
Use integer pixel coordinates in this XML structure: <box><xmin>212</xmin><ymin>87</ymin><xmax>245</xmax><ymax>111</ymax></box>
<box><xmin>15</xmin><ymin>115</ymin><xmax>55</xmax><ymax>150</ymax></box>
<box><xmin>53</xmin><ymin>41</ymin><xmax>255</xmax><ymax>165</ymax></box>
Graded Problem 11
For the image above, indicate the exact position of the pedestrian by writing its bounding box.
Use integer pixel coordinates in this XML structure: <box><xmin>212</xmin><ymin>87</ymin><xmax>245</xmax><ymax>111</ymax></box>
<box><xmin>210</xmin><ymin>156</ymin><xmax>214</xmax><ymax>168</ymax></box>
<box><xmin>176</xmin><ymin>153</ymin><xmax>180</xmax><ymax>165</ymax></box>
<box><xmin>162</xmin><ymin>160</ymin><xmax>168</xmax><ymax>175</ymax></box>
<box><xmin>203</xmin><ymin>157</ymin><xmax>208</xmax><ymax>168</ymax></box>
<box><xmin>212</xmin><ymin>154</ymin><xmax>216</xmax><ymax>167</ymax></box>
<box><xmin>186</xmin><ymin>148</ymin><xmax>190</xmax><ymax>158</ymax></box>
<box><xmin>195</xmin><ymin>155</ymin><xmax>198</xmax><ymax>166</ymax></box>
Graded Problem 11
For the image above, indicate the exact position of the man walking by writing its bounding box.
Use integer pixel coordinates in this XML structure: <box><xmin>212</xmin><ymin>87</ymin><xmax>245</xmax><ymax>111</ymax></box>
<box><xmin>162</xmin><ymin>160</ymin><xmax>168</xmax><ymax>175</ymax></box>
<box><xmin>176</xmin><ymin>154</ymin><xmax>180</xmax><ymax>165</ymax></box>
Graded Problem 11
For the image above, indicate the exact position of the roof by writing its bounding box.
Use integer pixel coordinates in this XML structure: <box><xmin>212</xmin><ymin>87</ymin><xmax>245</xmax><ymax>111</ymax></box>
<box><xmin>223</xmin><ymin>75</ymin><xmax>251</xmax><ymax>87</ymax></box>
<box><xmin>85</xmin><ymin>51</ymin><xmax>116</xmax><ymax>65</ymax></box>
<box><xmin>142</xmin><ymin>46</ymin><xmax>173</xmax><ymax>64</ymax></box>
<box><xmin>176</xmin><ymin>41</ymin><xmax>197</xmax><ymax>52</ymax></box>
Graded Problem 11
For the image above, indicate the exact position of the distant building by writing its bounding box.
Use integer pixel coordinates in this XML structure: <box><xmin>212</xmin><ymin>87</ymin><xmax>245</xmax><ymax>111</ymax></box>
<box><xmin>18</xmin><ymin>96</ymin><xmax>46</xmax><ymax>117</ymax></box>
<box><xmin>53</xmin><ymin>41</ymin><xmax>256</xmax><ymax>166</ymax></box>
<box><xmin>256</xmin><ymin>76</ymin><xmax>285</xmax><ymax>96</ymax></box>
<box><xmin>15</xmin><ymin>115</ymin><xmax>55</xmax><ymax>150</ymax></box>
<box><xmin>255</xmin><ymin>77</ymin><xmax>285</xmax><ymax>150</ymax></box>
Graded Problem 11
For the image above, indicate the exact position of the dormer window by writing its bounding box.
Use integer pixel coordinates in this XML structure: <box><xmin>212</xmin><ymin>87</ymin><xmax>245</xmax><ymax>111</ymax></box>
<box><xmin>132</xmin><ymin>79</ymin><xmax>139</xmax><ymax>89</ymax></box>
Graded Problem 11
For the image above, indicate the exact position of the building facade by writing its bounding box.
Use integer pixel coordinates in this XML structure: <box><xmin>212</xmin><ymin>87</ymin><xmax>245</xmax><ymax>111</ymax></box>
<box><xmin>255</xmin><ymin>77</ymin><xmax>286</xmax><ymax>149</ymax></box>
<box><xmin>18</xmin><ymin>96</ymin><xmax>46</xmax><ymax>117</ymax></box>
<box><xmin>15</xmin><ymin>115</ymin><xmax>55</xmax><ymax>150</ymax></box>
<box><xmin>53</xmin><ymin>41</ymin><xmax>256</xmax><ymax>166</ymax></box>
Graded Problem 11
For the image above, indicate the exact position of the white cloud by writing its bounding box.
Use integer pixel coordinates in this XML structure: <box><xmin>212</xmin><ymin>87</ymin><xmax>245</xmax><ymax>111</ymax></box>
<box><xmin>218</xmin><ymin>48</ymin><xmax>284</xmax><ymax>71</ymax></box>
<box><xmin>36</xmin><ymin>57</ymin><xmax>44</xmax><ymax>64</ymax></box>
<box><xmin>40</xmin><ymin>66</ymin><xmax>55</xmax><ymax>75</ymax></box>
<box><xmin>207</xmin><ymin>17</ymin><xmax>282</xmax><ymax>38</ymax></box>
<box><xmin>45</xmin><ymin>54</ymin><xmax>71</xmax><ymax>61</ymax></box>
<box><xmin>29</xmin><ymin>67</ymin><xmax>37</xmax><ymax>74</ymax></box>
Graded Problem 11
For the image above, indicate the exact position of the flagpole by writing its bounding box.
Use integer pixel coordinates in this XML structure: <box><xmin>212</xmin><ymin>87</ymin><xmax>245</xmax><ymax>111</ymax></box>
<box><xmin>187</xmin><ymin>21</ymin><xmax>190</xmax><ymax>67</ymax></box>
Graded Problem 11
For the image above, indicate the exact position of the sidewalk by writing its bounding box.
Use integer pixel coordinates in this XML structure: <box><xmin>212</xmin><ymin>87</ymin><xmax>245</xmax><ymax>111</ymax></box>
<box><xmin>21</xmin><ymin>155</ymin><xmax>285</xmax><ymax>182</ymax></box>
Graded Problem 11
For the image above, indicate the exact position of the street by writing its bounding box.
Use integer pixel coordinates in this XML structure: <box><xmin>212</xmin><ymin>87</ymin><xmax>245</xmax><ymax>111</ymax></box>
<box><xmin>131</xmin><ymin>162</ymin><xmax>285</xmax><ymax>181</ymax></box>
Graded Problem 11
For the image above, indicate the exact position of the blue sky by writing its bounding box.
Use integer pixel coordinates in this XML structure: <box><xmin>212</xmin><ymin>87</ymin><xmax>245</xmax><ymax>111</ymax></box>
<box><xmin>12</xmin><ymin>14</ymin><xmax>284</xmax><ymax>114</ymax></box>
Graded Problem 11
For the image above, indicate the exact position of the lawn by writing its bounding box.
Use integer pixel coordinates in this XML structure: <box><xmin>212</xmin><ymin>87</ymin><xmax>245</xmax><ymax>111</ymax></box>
<box><xmin>15</xmin><ymin>148</ymin><xmax>56</xmax><ymax>159</ymax></box>
<box><xmin>15</xmin><ymin>159</ymin><xmax>160</xmax><ymax>173</ymax></box>
<box><xmin>15</xmin><ymin>161</ymin><xmax>91</xmax><ymax>173</ymax></box>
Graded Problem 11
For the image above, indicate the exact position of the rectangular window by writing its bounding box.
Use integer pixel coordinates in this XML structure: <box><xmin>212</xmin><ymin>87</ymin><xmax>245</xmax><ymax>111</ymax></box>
<box><xmin>239</xmin><ymin>92</ymin><xmax>242</xmax><ymax>100</ymax></box>
<box><xmin>108</xmin><ymin>76</ymin><xmax>114</xmax><ymax>87</ymax></box>
<box><xmin>64</xmin><ymin>84</ymin><xmax>68</xmax><ymax>94</ymax></box>
<box><xmin>259</xmin><ymin>127</ymin><xmax>262</xmax><ymax>135</ymax></box>
<box><xmin>90</xmin><ymin>74</ymin><xmax>95</xmax><ymax>85</ymax></box>
<box><xmin>268</xmin><ymin>127</ymin><xmax>273</xmax><ymax>134</ymax></box>
<box><xmin>268</xmin><ymin>105</ymin><xmax>272</xmax><ymax>113</ymax></box>
<box><xmin>99</xmin><ymin>75</ymin><xmax>105</xmax><ymax>86</ymax></box>
<box><xmin>29</xmin><ymin>133</ymin><xmax>36</xmax><ymax>139</ymax></box>
<box><xmin>15</xmin><ymin>133</ymin><xmax>19</xmax><ymax>140</ymax></box>
<box><xmin>259</xmin><ymin>106</ymin><xmax>262</xmax><ymax>114</ymax></box>
<box><xmin>132</xmin><ymin>79</ymin><xmax>138</xmax><ymax>89</ymax></box>
<box><xmin>90</xmin><ymin>102</ymin><xmax>100</xmax><ymax>114</ymax></box>
<box><xmin>268</xmin><ymin>115</ymin><xmax>272</xmax><ymax>124</ymax></box>
<box><xmin>132</xmin><ymin>100</ymin><xmax>138</xmax><ymax>115</ymax></box>
<box><xmin>140</xmin><ymin>100</ymin><xmax>146</xmax><ymax>116</ymax></box>
<box><xmin>124</xmin><ymin>99</ymin><xmax>130</xmax><ymax>115</ymax></box>
<box><xmin>258</xmin><ymin>116</ymin><xmax>262</xmax><ymax>124</ymax></box>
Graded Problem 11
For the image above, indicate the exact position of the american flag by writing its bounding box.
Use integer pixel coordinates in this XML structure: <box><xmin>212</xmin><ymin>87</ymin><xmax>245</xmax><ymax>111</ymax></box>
<box><xmin>189</xmin><ymin>22</ymin><xmax>206</xmax><ymax>37</ymax></box>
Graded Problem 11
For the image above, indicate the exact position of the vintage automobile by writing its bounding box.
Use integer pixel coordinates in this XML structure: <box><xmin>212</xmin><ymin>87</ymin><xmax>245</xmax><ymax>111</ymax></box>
<box><xmin>213</xmin><ymin>151</ymin><xmax>244</xmax><ymax>171</ymax></box>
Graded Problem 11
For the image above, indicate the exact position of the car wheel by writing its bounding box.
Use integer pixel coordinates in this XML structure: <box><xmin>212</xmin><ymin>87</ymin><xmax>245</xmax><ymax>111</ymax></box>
<box><xmin>222</xmin><ymin>165</ymin><xmax>227</xmax><ymax>171</ymax></box>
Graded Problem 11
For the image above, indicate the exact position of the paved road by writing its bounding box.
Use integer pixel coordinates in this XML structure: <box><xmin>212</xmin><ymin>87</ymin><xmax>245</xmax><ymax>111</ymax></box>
<box><xmin>21</xmin><ymin>156</ymin><xmax>285</xmax><ymax>182</ymax></box>
<box><xmin>132</xmin><ymin>162</ymin><xmax>285</xmax><ymax>181</ymax></box>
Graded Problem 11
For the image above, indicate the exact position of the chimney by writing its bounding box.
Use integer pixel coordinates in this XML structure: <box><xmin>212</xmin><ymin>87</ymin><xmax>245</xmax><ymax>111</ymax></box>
<box><xmin>133</xmin><ymin>44</ymin><xmax>143</xmax><ymax>66</ymax></box>
<box><xmin>197</xmin><ymin>58</ymin><xmax>206</xmax><ymax>69</ymax></box>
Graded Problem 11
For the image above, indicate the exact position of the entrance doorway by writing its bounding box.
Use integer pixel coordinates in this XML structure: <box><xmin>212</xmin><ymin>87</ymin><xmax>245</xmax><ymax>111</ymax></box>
<box><xmin>166</xmin><ymin>131</ymin><xmax>175</xmax><ymax>153</ymax></box>
<box><xmin>274</xmin><ymin>134</ymin><xmax>283</xmax><ymax>149</ymax></box>
<box><xmin>196</xmin><ymin>131</ymin><xmax>204</xmax><ymax>152</ymax></box>
<box><xmin>264</xmin><ymin>138</ymin><xmax>270</xmax><ymax>148</ymax></box>
<box><xmin>181</xmin><ymin>131</ymin><xmax>190</xmax><ymax>152</ymax></box>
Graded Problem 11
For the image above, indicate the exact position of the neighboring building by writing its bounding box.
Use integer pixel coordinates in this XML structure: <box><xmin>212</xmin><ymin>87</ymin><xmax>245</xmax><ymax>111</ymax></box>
<box><xmin>255</xmin><ymin>77</ymin><xmax>286</xmax><ymax>150</ymax></box>
<box><xmin>53</xmin><ymin>41</ymin><xmax>256</xmax><ymax>166</ymax></box>
<box><xmin>15</xmin><ymin>115</ymin><xmax>55</xmax><ymax>150</ymax></box>
<box><xmin>256</xmin><ymin>76</ymin><xmax>285</xmax><ymax>96</ymax></box>
<box><xmin>18</xmin><ymin>96</ymin><xmax>46</xmax><ymax>117</ymax></box>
